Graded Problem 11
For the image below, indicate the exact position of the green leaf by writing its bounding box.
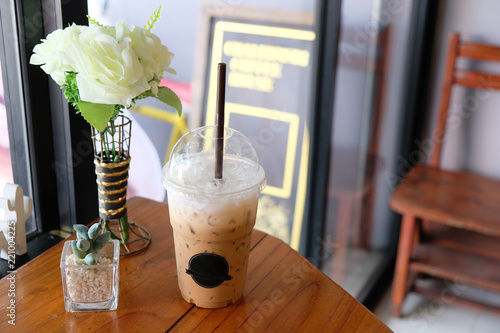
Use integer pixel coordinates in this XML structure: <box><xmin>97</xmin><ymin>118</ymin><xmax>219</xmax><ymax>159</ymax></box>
<box><xmin>94</xmin><ymin>231</ymin><xmax>111</xmax><ymax>251</ymax></box>
<box><xmin>156</xmin><ymin>86</ymin><xmax>182</xmax><ymax>116</ymax></box>
<box><xmin>62</xmin><ymin>72</ymin><xmax>80</xmax><ymax>109</ymax></box>
<box><xmin>71</xmin><ymin>240</ymin><xmax>87</xmax><ymax>259</ymax></box>
<box><xmin>77</xmin><ymin>101</ymin><xmax>116</xmax><ymax>132</ymax></box>
<box><xmin>76</xmin><ymin>239</ymin><xmax>90</xmax><ymax>252</ymax></box>
<box><xmin>88</xmin><ymin>223</ymin><xmax>101</xmax><ymax>240</ymax></box>
<box><xmin>84</xmin><ymin>252</ymin><xmax>98</xmax><ymax>265</ymax></box>
<box><xmin>74</xmin><ymin>225</ymin><xmax>89</xmax><ymax>240</ymax></box>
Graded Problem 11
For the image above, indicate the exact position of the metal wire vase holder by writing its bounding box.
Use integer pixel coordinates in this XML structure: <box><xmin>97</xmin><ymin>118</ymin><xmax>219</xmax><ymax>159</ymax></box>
<box><xmin>91</xmin><ymin>115</ymin><xmax>151</xmax><ymax>256</ymax></box>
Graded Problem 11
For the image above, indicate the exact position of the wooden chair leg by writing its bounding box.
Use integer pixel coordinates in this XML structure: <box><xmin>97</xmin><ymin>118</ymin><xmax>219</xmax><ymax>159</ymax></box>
<box><xmin>391</xmin><ymin>213</ymin><xmax>416</xmax><ymax>317</ymax></box>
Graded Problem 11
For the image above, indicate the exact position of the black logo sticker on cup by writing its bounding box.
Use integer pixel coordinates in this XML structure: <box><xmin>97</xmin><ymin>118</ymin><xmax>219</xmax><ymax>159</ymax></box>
<box><xmin>186</xmin><ymin>253</ymin><xmax>232</xmax><ymax>288</ymax></box>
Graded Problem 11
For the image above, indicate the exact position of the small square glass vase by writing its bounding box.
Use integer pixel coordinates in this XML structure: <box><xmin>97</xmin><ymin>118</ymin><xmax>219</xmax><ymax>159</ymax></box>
<box><xmin>60</xmin><ymin>239</ymin><xmax>120</xmax><ymax>312</ymax></box>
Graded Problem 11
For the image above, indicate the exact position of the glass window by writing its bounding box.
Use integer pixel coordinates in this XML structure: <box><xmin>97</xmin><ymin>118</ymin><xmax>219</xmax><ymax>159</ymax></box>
<box><xmin>87</xmin><ymin>0</ymin><xmax>317</xmax><ymax>247</ymax></box>
<box><xmin>0</xmin><ymin>0</ymin><xmax>37</xmax><ymax>235</ymax></box>
<box><xmin>317</xmin><ymin>0</ymin><xmax>422</xmax><ymax>298</ymax></box>
<box><xmin>0</xmin><ymin>64</ymin><xmax>13</xmax><ymax>190</ymax></box>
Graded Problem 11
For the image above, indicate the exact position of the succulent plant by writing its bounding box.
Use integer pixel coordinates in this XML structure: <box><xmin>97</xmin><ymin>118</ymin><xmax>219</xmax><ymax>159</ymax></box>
<box><xmin>71</xmin><ymin>222</ymin><xmax>111</xmax><ymax>265</ymax></box>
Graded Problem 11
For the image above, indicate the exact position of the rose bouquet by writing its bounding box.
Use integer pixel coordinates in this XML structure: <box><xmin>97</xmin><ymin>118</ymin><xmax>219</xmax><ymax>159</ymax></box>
<box><xmin>30</xmin><ymin>6</ymin><xmax>179</xmax><ymax>246</ymax></box>
<box><xmin>30</xmin><ymin>6</ymin><xmax>181</xmax><ymax>131</ymax></box>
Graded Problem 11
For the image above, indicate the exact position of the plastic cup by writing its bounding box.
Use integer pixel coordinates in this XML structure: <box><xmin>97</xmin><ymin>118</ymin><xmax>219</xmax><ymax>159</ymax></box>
<box><xmin>162</xmin><ymin>126</ymin><xmax>266</xmax><ymax>308</ymax></box>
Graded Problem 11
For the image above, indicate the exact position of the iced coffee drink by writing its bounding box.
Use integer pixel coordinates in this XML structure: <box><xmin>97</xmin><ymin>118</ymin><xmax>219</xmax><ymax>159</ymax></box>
<box><xmin>162</xmin><ymin>126</ymin><xmax>265</xmax><ymax>308</ymax></box>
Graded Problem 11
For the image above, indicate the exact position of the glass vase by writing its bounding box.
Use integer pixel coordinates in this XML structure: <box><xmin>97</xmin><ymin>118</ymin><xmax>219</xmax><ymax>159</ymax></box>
<box><xmin>60</xmin><ymin>239</ymin><xmax>120</xmax><ymax>312</ymax></box>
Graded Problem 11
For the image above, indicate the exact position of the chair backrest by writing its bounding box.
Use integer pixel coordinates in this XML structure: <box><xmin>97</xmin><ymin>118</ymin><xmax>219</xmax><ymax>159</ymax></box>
<box><xmin>430</xmin><ymin>33</ymin><xmax>500</xmax><ymax>167</ymax></box>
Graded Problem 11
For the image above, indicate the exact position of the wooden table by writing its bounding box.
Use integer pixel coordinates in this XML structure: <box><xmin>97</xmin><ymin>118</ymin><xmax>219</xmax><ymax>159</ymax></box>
<box><xmin>0</xmin><ymin>197</ymin><xmax>391</xmax><ymax>332</ymax></box>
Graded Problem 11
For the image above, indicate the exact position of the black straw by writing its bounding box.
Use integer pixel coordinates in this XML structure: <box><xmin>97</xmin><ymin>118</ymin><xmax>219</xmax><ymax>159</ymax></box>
<box><xmin>215</xmin><ymin>63</ymin><xmax>226</xmax><ymax>179</ymax></box>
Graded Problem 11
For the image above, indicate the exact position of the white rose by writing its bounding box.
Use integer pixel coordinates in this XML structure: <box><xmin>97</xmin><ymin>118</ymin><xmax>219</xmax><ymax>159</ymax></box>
<box><xmin>29</xmin><ymin>24</ymin><xmax>87</xmax><ymax>85</ymax></box>
<box><xmin>66</xmin><ymin>26</ymin><xmax>150</xmax><ymax>107</ymax></box>
<box><xmin>109</xmin><ymin>21</ymin><xmax>176</xmax><ymax>94</ymax></box>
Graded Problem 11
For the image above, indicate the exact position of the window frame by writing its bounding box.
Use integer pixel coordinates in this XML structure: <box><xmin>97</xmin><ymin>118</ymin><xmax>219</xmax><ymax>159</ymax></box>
<box><xmin>301</xmin><ymin>0</ymin><xmax>342</xmax><ymax>260</ymax></box>
<box><xmin>36</xmin><ymin>0</ymin><xmax>97</xmax><ymax>230</ymax></box>
<box><xmin>0</xmin><ymin>0</ymin><xmax>95</xmax><ymax>238</ymax></box>
<box><xmin>1</xmin><ymin>0</ymin><xmax>52</xmax><ymax>236</ymax></box>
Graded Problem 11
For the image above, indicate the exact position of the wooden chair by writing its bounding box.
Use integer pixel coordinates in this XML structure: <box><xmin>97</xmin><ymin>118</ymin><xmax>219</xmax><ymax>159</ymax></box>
<box><xmin>390</xmin><ymin>33</ymin><xmax>500</xmax><ymax>316</ymax></box>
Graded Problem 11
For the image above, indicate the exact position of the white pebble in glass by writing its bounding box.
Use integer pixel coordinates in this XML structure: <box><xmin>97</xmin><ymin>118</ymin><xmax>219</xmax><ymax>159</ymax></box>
<box><xmin>60</xmin><ymin>239</ymin><xmax>119</xmax><ymax>312</ymax></box>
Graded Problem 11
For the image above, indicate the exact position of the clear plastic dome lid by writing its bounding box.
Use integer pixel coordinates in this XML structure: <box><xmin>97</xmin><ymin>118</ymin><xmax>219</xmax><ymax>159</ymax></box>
<box><xmin>162</xmin><ymin>126</ymin><xmax>266</xmax><ymax>195</ymax></box>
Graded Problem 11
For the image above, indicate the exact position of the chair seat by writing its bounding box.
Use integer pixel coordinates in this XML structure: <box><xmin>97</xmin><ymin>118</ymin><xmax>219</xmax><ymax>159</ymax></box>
<box><xmin>390</xmin><ymin>165</ymin><xmax>500</xmax><ymax>237</ymax></box>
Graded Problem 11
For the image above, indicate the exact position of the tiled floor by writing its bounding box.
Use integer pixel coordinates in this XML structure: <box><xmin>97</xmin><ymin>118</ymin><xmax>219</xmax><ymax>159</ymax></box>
<box><xmin>374</xmin><ymin>279</ymin><xmax>500</xmax><ymax>333</ymax></box>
